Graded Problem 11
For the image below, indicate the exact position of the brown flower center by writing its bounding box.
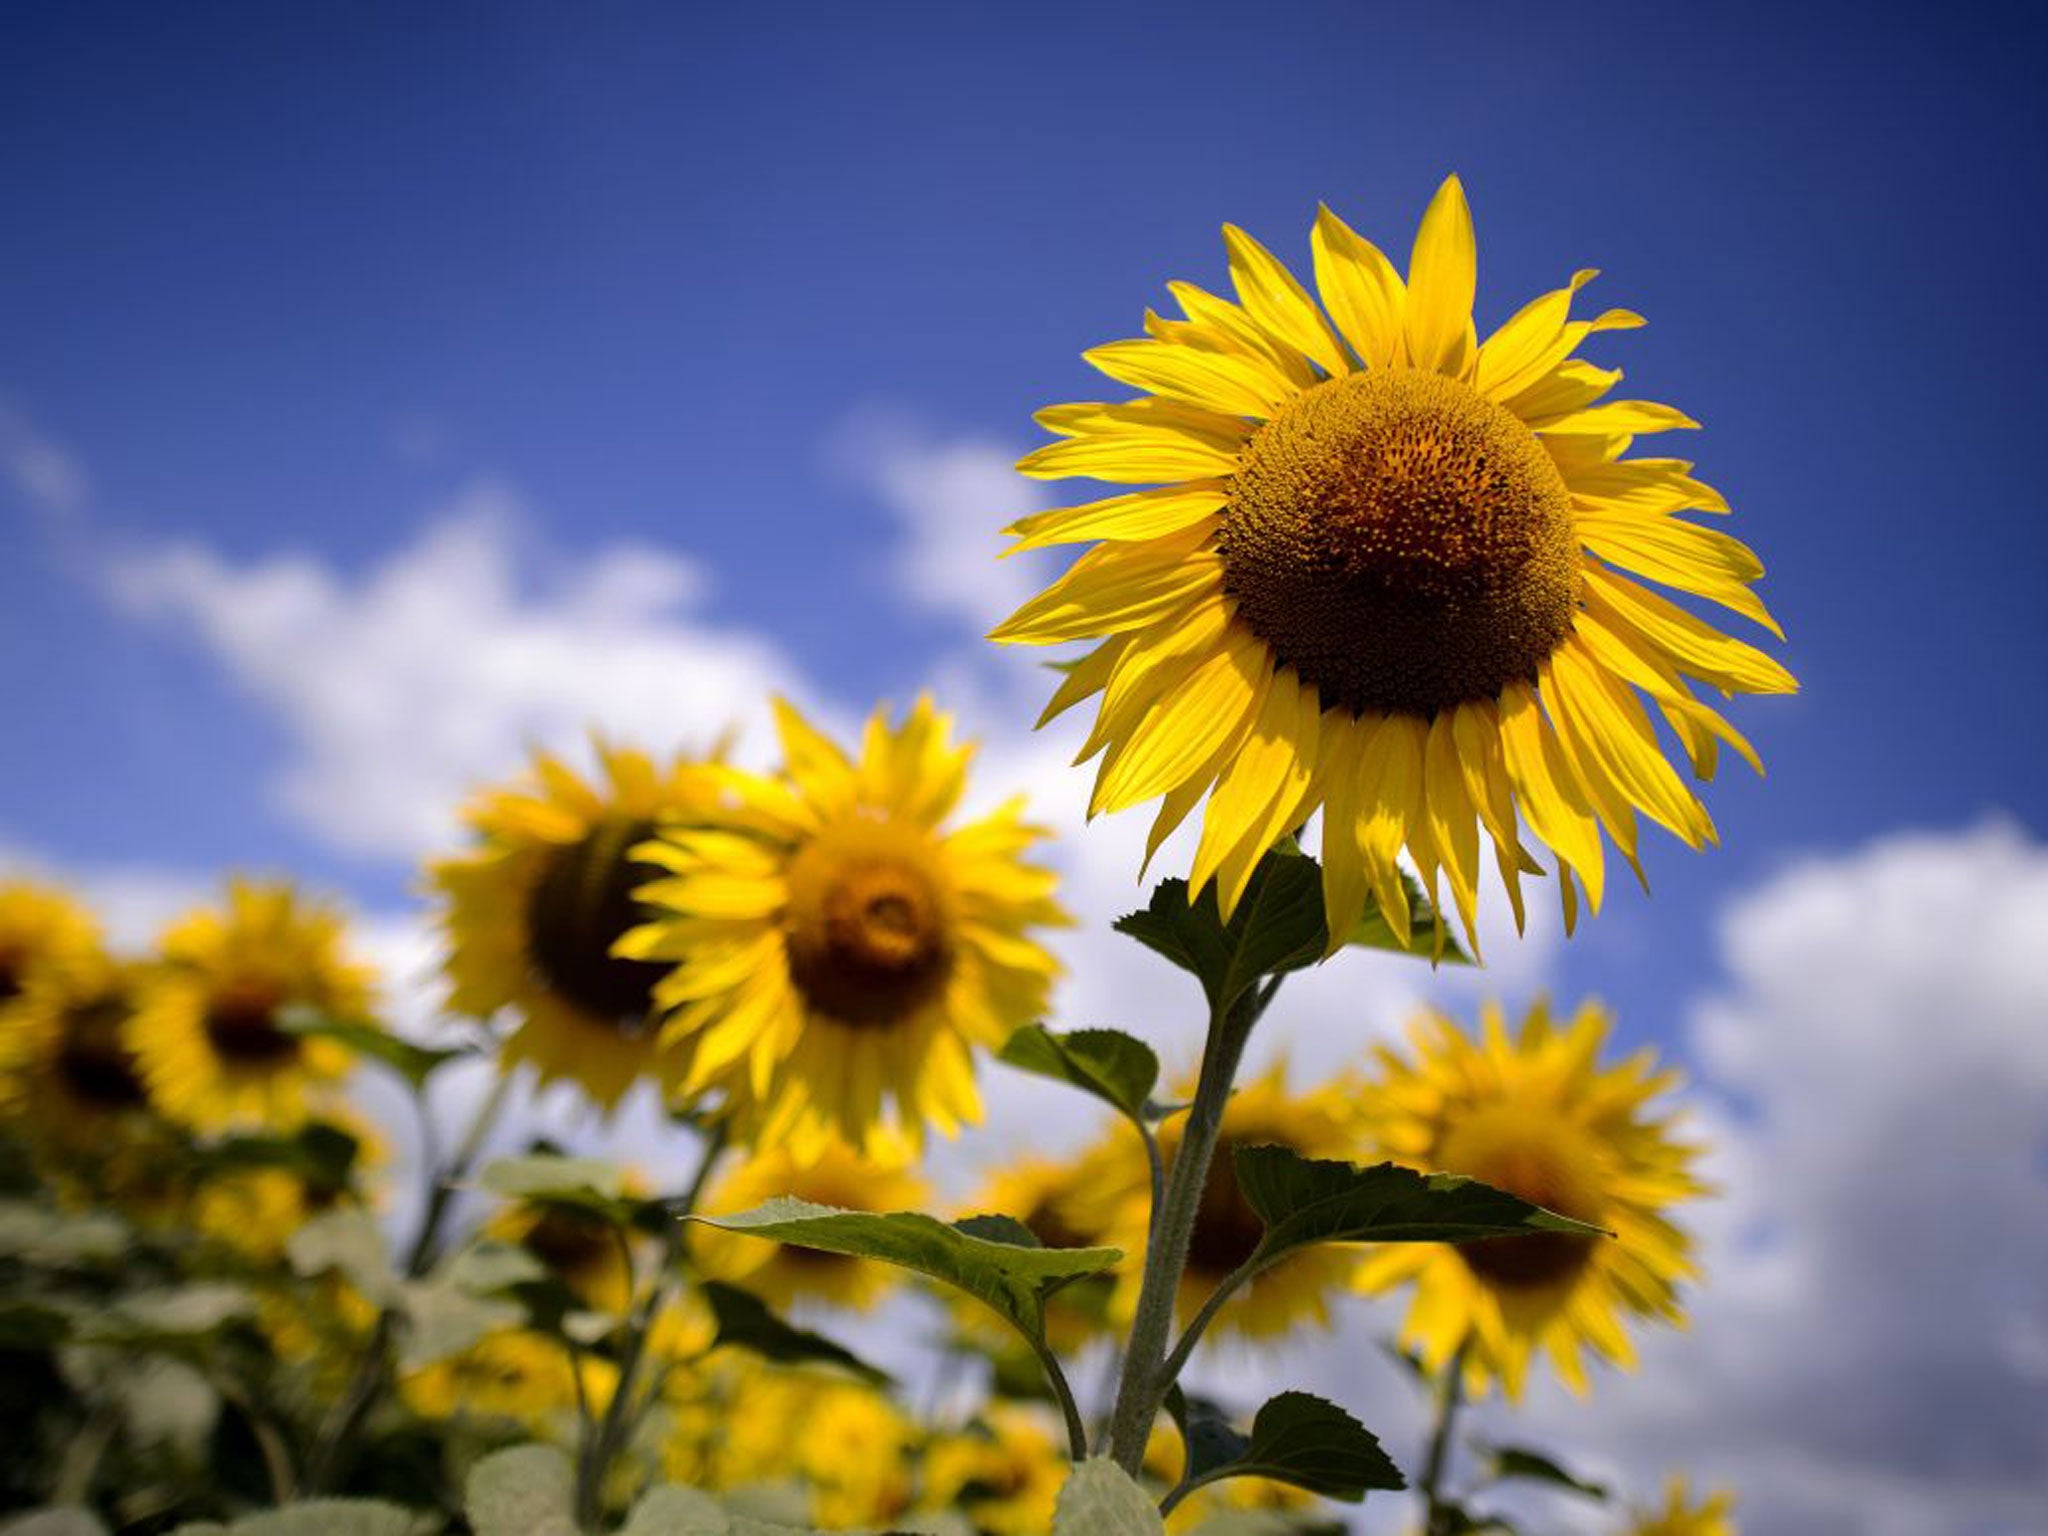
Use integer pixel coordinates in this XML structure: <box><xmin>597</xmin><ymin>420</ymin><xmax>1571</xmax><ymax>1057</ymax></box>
<box><xmin>1437</xmin><ymin>1103</ymin><xmax>1605</xmax><ymax>1293</ymax></box>
<box><xmin>525</xmin><ymin>817</ymin><xmax>672</xmax><ymax>1028</ymax></box>
<box><xmin>203</xmin><ymin>979</ymin><xmax>302</xmax><ymax>1066</ymax></box>
<box><xmin>785</xmin><ymin>829</ymin><xmax>953</xmax><ymax>1030</ymax></box>
<box><xmin>1218</xmin><ymin>368</ymin><xmax>1579</xmax><ymax>718</ymax></box>
<box><xmin>1184</xmin><ymin>1135</ymin><xmax>1271</xmax><ymax>1279</ymax></box>
<box><xmin>56</xmin><ymin>996</ymin><xmax>148</xmax><ymax>1109</ymax></box>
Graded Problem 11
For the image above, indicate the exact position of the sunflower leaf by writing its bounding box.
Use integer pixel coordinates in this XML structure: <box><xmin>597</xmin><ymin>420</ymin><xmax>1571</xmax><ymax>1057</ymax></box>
<box><xmin>1233</xmin><ymin>1147</ymin><xmax>1608</xmax><ymax>1271</ymax></box>
<box><xmin>688</xmin><ymin>1200</ymin><xmax>1120</xmax><ymax>1351</ymax></box>
<box><xmin>466</xmin><ymin>1444</ymin><xmax>577</xmax><ymax>1536</ymax></box>
<box><xmin>998</xmin><ymin>1025</ymin><xmax>1160</xmax><ymax>1124</ymax></box>
<box><xmin>1051</xmin><ymin>1459</ymin><xmax>1165</xmax><ymax>1535</ymax></box>
<box><xmin>1168</xmin><ymin>1390</ymin><xmax>1403</xmax><ymax>1504</ymax></box>
<box><xmin>478</xmin><ymin>1154</ymin><xmax>631</xmax><ymax>1218</ymax></box>
<box><xmin>1479</xmin><ymin>1444</ymin><xmax>1609</xmax><ymax>1501</ymax></box>
<box><xmin>699</xmin><ymin>1280</ymin><xmax>891</xmax><ymax>1386</ymax></box>
<box><xmin>276</xmin><ymin>1005</ymin><xmax>468</xmax><ymax>1089</ymax></box>
<box><xmin>1116</xmin><ymin>847</ymin><xmax>1459</xmax><ymax>1012</ymax></box>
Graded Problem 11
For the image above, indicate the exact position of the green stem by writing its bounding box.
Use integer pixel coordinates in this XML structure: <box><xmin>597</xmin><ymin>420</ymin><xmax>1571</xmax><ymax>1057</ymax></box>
<box><xmin>574</xmin><ymin>1120</ymin><xmax>728</xmax><ymax>1531</ymax></box>
<box><xmin>302</xmin><ymin>1063</ymin><xmax>517</xmax><ymax>1495</ymax></box>
<box><xmin>1101</xmin><ymin>978</ymin><xmax>1275</xmax><ymax>1472</ymax></box>
<box><xmin>52</xmin><ymin>1397</ymin><xmax>119</xmax><ymax>1506</ymax></box>
<box><xmin>1029</xmin><ymin>1336</ymin><xmax>1091</xmax><ymax>1463</ymax></box>
<box><xmin>1419</xmin><ymin>1340</ymin><xmax>1471</xmax><ymax>1536</ymax></box>
<box><xmin>1157</xmin><ymin>1249</ymin><xmax>1264</xmax><ymax>1386</ymax></box>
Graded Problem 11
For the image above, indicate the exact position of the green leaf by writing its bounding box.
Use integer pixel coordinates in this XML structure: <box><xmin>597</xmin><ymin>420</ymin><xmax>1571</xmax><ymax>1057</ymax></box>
<box><xmin>689</xmin><ymin>1200</ymin><xmax>1119</xmax><ymax>1351</ymax></box>
<box><xmin>617</xmin><ymin>1487</ymin><xmax>730</xmax><ymax>1536</ymax></box>
<box><xmin>465</xmin><ymin>1445</ymin><xmax>576</xmax><ymax>1536</ymax></box>
<box><xmin>1233</xmin><ymin>1147</ymin><xmax>1608</xmax><ymax>1273</ymax></box>
<box><xmin>396</xmin><ymin>1279</ymin><xmax>523</xmax><ymax>1370</ymax></box>
<box><xmin>997</xmin><ymin>1025</ymin><xmax>1159</xmax><ymax>1123</ymax></box>
<box><xmin>1347</xmin><ymin>871</ymin><xmax>1466</xmax><ymax>962</ymax></box>
<box><xmin>0</xmin><ymin>1511</ymin><xmax>110</xmax><ymax>1536</ymax></box>
<box><xmin>278</xmin><ymin>1005</ymin><xmax>468</xmax><ymax>1089</ymax></box>
<box><xmin>0</xmin><ymin>1202</ymin><xmax>128</xmax><ymax>1266</ymax></box>
<box><xmin>287</xmin><ymin>1209</ymin><xmax>400</xmax><ymax>1306</ymax></box>
<box><xmin>479</xmin><ymin>1154</ymin><xmax>629</xmax><ymax>1216</ymax></box>
<box><xmin>222</xmin><ymin>1503</ymin><xmax>432</xmax><ymax>1536</ymax></box>
<box><xmin>85</xmin><ymin>1284</ymin><xmax>255</xmax><ymax>1344</ymax></box>
<box><xmin>700</xmin><ymin>1280</ymin><xmax>890</xmax><ymax>1385</ymax></box>
<box><xmin>1482</xmin><ymin>1445</ymin><xmax>1608</xmax><ymax>1501</ymax></box>
<box><xmin>1170</xmin><ymin>1391</ymin><xmax>1402</xmax><ymax>1504</ymax></box>
<box><xmin>1115</xmin><ymin>847</ymin><xmax>1461</xmax><ymax>1014</ymax></box>
<box><xmin>1052</xmin><ymin>1459</ymin><xmax>1165</xmax><ymax>1536</ymax></box>
<box><xmin>442</xmin><ymin>1240</ymin><xmax>549</xmax><ymax>1296</ymax></box>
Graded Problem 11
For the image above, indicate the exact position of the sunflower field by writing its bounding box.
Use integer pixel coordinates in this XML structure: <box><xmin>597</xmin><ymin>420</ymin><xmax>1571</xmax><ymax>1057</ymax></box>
<box><xmin>3</xmin><ymin>179</ymin><xmax>1784</xmax><ymax>1536</ymax></box>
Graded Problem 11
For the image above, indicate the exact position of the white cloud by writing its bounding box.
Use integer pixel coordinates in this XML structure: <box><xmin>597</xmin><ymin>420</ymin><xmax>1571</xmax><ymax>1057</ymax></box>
<box><xmin>828</xmin><ymin>407</ymin><xmax>1059</xmax><ymax>637</ymax></box>
<box><xmin>98</xmin><ymin>479</ymin><xmax>821</xmax><ymax>860</ymax></box>
<box><xmin>0</xmin><ymin>401</ymin><xmax>89</xmax><ymax>517</ymax></box>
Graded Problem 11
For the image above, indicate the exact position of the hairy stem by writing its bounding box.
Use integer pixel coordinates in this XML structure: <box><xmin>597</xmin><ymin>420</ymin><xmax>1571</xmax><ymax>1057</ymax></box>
<box><xmin>1419</xmin><ymin>1339</ymin><xmax>1471</xmax><ymax>1535</ymax></box>
<box><xmin>1101</xmin><ymin>978</ymin><xmax>1276</xmax><ymax>1472</ymax></box>
<box><xmin>302</xmin><ymin>1063</ymin><xmax>516</xmax><ymax>1495</ymax></box>
<box><xmin>574</xmin><ymin>1120</ymin><xmax>728</xmax><ymax>1531</ymax></box>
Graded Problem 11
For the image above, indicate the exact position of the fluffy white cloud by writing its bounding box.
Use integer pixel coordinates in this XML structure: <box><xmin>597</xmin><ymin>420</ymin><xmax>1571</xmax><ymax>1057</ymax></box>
<box><xmin>98</xmin><ymin>479</ymin><xmax>821</xmax><ymax>860</ymax></box>
<box><xmin>828</xmin><ymin>406</ymin><xmax>1059</xmax><ymax>637</ymax></box>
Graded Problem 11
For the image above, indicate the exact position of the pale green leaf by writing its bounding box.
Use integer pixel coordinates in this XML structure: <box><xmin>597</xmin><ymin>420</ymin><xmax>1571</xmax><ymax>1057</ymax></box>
<box><xmin>1052</xmin><ymin>1459</ymin><xmax>1166</xmax><ymax>1536</ymax></box>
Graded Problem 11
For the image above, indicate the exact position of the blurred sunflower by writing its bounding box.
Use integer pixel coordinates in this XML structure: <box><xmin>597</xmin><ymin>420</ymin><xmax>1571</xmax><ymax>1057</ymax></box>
<box><xmin>1098</xmin><ymin>1063</ymin><xmax>1360</xmax><ymax>1339</ymax></box>
<box><xmin>695</xmin><ymin>1137</ymin><xmax>928</xmax><ymax>1311</ymax></box>
<box><xmin>924</xmin><ymin>1405</ymin><xmax>1070</xmax><ymax>1536</ymax></box>
<box><xmin>483</xmin><ymin>1190</ymin><xmax>639</xmax><ymax>1315</ymax></box>
<box><xmin>1626</xmin><ymin>1477</ymin><xmax>1738</xmax><ymax>1536</ymax></box>
<box><xmin>960</xmin><ymin>1151</ymin><xmax>1119</xmax><ymax>1351</ymax></box>
<box><xmin>431</xmin><ymin>743</ymin><xmax>723</xmax><ymax>1111</ymax></box>
<box><xmin>625</xmin><ymin>697</ymin><xmax>1066</xmax><ymax>1156</ymax></box>
<box><xmin>0</xmin><ymin>947</ymin><xmax>153</xmax><ymax>1138</ymax></box>
<box><xmin>991</xmin><ymin>176</ymin><xmax>1794</xmax><ymax>949</ymax></box>
<box><xmin>129</xmin><ymin>880</ymin><xmax>374</xmax><ymax>1133</ymax></box>
<box><xmin>1352</xmin><ymin>999</ymin><xmax>1704</xmax><ymax>1399</ymax></box>
<box><xmin>401</xmin><ymin>1326</ymin><xmax>615</xmax><ymax>1432</ymax></box>
<box><xmin>0</xmin><ymin>881</ymin><xmax>98</xmax><ymax>1006</ymax></box>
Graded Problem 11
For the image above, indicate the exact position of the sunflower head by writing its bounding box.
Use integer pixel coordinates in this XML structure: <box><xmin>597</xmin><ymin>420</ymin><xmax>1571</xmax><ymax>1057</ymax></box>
<box><xmin>993</xmin><ymin>177</ymin><xmax>1795</xmax><ymax>952</ymax></box>
<box><xmin>0</xmin><ymin>946</ymin><xmax>153</xmax><ymax>1134</ymax></box>
<box><xmin>1626</xmin><ymin>1476</ymin><xmax>1739</xmax><ymax>1536</ymax></box>
<box><xmin>400</xmin><ymin>1326</ymin><xmax>616</xmax><ymax>1432</ymax></box>
<box><xmin>429</xmin><ymin>742</ymin><xmax>724</xmax><ymax>1111</ymax></box>
<box><xmin>129</xmin><ymin>880</ymin><xmax>374</xmax><ymax>1134</ymax></box>
<box><xmin>0</xmin><ymin>881</ymin><xmax>99</xmax><ymax>1006</ymax></box>
<box><xmin>626</xmin><ymin>696</ymin><xmax>1067</xmax><ymax>1157</ymax></box>
<box><xmin>695</xmin><ymin>1136</ymin><xmax>929</xmax><ymax>1311</ymax></box>
<box><xmin>484</xmin><ymin>1186</ymin><xmax>641</xmax><ymax>1315</ymax></box>
<box><xmin>1352</xmin><ymin>998</ymin><xmax>1706</xmax><ymax>1399</ymax></box>
<box><xmin>923</xmin><ymin>1405</ymin><xmax>1070</xmax><ymax>1536</ymax></box>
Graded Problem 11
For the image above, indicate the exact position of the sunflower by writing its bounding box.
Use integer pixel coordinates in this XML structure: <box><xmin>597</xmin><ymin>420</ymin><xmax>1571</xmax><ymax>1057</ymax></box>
<box><xmin>430</xmin><ymin>743</ymin><xmax>724</xmax><ymax>1111</ymax></box>
<box><xmin>128</xmin><ymin>880</ymin><xmax>375</xmax><ymax>1134</ymax></box>
<box><xmin>400</xmin><ymin>1326</ymin><xmax>615</xmax><ymax>1433</ymax></box>
<box><xmin>1351</xmin><ymin>999</ymin><xmax>1704</xmax><ymax>1399</ymax></box>
<box><xmin>624</xmin><ymin>697</ymin><xmax>1067</xmax><ymax>1156</ymax></box>
<box><xmin>1625</xmin><ymin>1477</ymin><xmax>1738</xmax><ymax>1536</ymax></box>
<box><xmin>991</xmin><ymin>176</ymin><xmax>1795</xmax><ymax>950</ymax></box>
<box><xmin>958</xmin><ymin>1151</ymin><xmax>1120</xmax><ymax>1351</ymax></box>
<box><xmin>695</xmin><ymin>1137</ymin><xmax>929</xmax><ymax>1311</ymax></box>
<box><xmin>0</xmin><ymin>881</ymin><xmax>98</xmax><ymax>1008</ymax></box>
<box><xmin>1095</xmin><ymin>1063</ymin><xmax>1362</xmax><ymax>1340</ymax></box>
<box><xmin>0</xmin><ymin>946</ymin><xmax>153</xmax><ymax>1139</ymax></box>
<box><xmin>483</xmin><ymin>1187</ymin><xmax>640</xmax><ymax>1315</ymax></box>
<box><xmin>924</xmin><ymin>1405</ymin><xmax>1070</xmax><ymax>1536</ymax></box>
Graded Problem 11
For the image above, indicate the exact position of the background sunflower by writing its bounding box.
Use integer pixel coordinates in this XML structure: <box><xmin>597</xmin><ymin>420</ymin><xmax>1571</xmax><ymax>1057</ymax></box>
<box><xmin>624</xmin><ymin>697</ymin><xmax>1067</xmax><ymax>1156</ymax></box>
<box><xmin>1352</xmin><ymin>999</ymin><xmax>1705</xmax><ymax>1399</ymax></box>
<box><xmin>431</xmin><ymin>743</ymin><xmax>723</xmax><ymax>1111</ymax></box>
<box><xmin>127</xmin><ymin>880</ymin><xmax>374</xmax><ymax>1134</ymax></box>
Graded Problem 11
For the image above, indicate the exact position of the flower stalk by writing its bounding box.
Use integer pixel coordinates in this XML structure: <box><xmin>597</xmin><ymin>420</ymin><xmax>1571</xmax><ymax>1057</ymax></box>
<box><xmin>1101</xmin><ymin>976</ymin><xmax>1277</xmax><ymax>1472</ymax></box>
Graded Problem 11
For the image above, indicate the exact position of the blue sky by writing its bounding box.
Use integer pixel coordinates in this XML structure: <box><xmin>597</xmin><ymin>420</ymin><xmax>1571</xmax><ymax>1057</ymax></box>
<box><xmin>4</xmin><ymin>6</ymin><xmax>2046</xmax><ymax>1531</ymax></box>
